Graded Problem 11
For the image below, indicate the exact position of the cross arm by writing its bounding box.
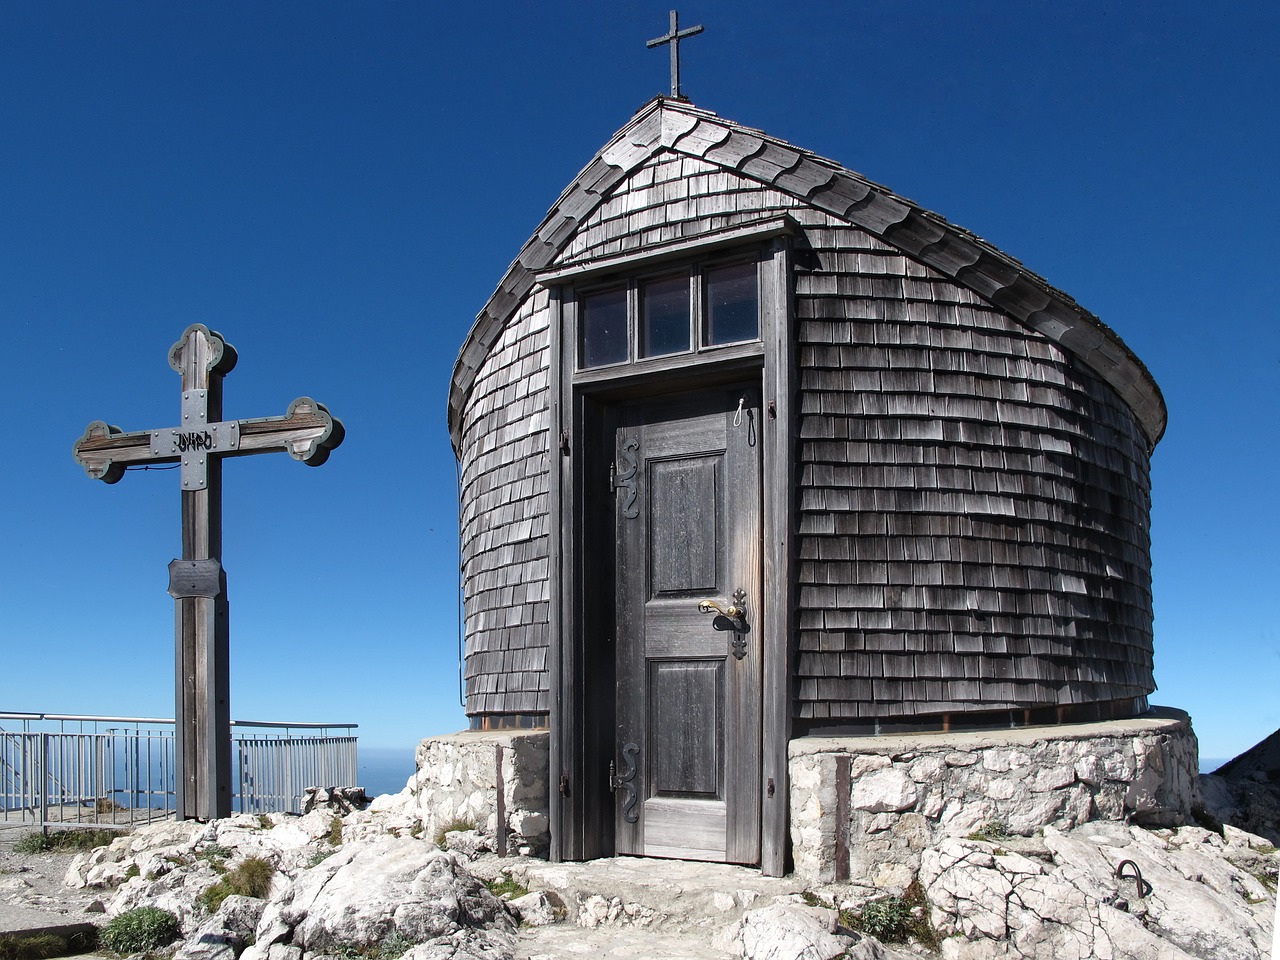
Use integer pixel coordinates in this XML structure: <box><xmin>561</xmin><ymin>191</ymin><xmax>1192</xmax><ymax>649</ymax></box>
<box><xmin>73</xmin><ymin>397</ymin><xmax>343</xmax><ymax>484</ymax></box>
<box><xmin>230</xmin><ymin>397</ymin><xmax>345</xmax><ymax>466</ymax></box>
<box><xmin>73</xmin><ymin>421</ymin><xmax>175</xmax><ymax>483</ymax></box>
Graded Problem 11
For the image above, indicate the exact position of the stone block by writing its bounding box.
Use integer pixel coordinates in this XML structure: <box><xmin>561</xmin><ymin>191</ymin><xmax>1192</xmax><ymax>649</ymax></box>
<box><xmin>909</xmin><ymin>754</ymin><xmax>947</xmax><ymax>783</ymax></box>
<box><xmin>851</xmin><ymin>768</ymin><xmax>918</xmax><ymax>813</ymax></box>
<box><xmin>1031</xmin><ymin>763</ymin><xmax>1076</xmax><ymax>793</ymax></box>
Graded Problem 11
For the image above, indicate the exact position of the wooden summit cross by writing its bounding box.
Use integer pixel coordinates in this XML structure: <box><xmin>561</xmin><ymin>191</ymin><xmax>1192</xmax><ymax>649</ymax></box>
<box><xmin>73</xmin><ymin>324</ymin><xmax>343</xmax><ymax>820</ymax></box>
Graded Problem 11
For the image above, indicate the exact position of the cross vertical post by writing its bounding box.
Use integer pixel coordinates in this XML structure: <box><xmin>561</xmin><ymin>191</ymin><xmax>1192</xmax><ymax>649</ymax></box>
<box><xmin>172</xmin><ymin>326</ymin><xmax>233</xmax><ymax>821</ymax></box>
<box><xmin>73</xmin><ymin>324</ymin><xmax>344</xmax><ymax>821</ymax></box>
<box><xmin>646</xmin><ymin>9</ymin><xmax>704</xmax><ymax>101</ymax></box>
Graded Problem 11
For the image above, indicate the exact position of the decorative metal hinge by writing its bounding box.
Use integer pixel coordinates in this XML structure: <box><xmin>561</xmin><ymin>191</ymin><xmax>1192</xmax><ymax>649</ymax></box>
<box><xmin>611</xmin><ymin>743</ymin><xmax>640</xmax><ymax>823</ymax></box>
<box><xmin>558</xmin><ymin>773</ymin><xmax>570</xmax><ymax>797</ymax></box>
<box><xmin>613</xmin><ymin>437</ymin><xmax>639</xmax><ymax>519</ymax></box>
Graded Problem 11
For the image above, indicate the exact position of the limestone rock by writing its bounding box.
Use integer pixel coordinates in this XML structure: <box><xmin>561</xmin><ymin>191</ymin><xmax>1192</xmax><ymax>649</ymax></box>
<box><xmin>174</xmin><ymin>895</ymin><xmax>266</xmax><ymax>960</ymax></box>
<box><xmin>442</xmin><ymin>829</ymin><xmax>495</xmax><ymax>860</ymax></box>
<box><xmin>262</xmin><ymin>837</ymin><xmax>515</xmax><ymax>956</ymax></box>
<box><xmin>107</xmin><ymin>859</ymin><xmax>224</xmax><ymax>931</ymax></box>
<box><xmin>397</xmin><ymin>928</ymin><xmax>515</xmax><ymax>960</ymax></box>
<box><xmin>0</xmin><ymin>873</ymin><xmax>32</xmax><ymax>892</ymax></box>
<box><xmin>406</xmin><ymin>732</ymin><xmax>551</xmax><ymax>858</ymax></box>
<box><xmin>920</xmin><ymin>824</ymin><xmax>1275</xmax><ymax>960</ymax></box>
<box><xmin>1199</xmin><ymin>729</ymin><xmax>1280</xmax><ymax>844</ymax></box>
<box><xmin>302</xmin><ymin>786</ymin><xmax>370</xmax><ymax>815</ymax></box>
<box><xmin>507</xmin><ymin>890</ymin><xmax>565</xmax><ymax>926</ymax></box>
<box><xmin>576</xmin><ymin>892</ymin><xmax>660</xmax><ymax>928</ymax></box>
<box><xmin>63</xmin><ymin>853</ymin><xmax>90</xmax><ymax>889</ymax></box>
<box><xmin>734</xmin><ymin>900</ymin><xmax>876</xmax><ymax>960</ymax></box>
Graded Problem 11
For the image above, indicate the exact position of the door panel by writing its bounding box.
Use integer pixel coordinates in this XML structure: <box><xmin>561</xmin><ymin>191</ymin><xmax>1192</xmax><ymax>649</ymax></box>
<box><xmin>649</xmin><ymin>659</ymin><xmax>723</xmax><ymax>798</ymax></box>
<box><xmin>613</xmin><ymin>387</ymin><xmax>762</xmax><ymax>864</ymax></box>
<box><xmin>648</xmin><ymin>457</ymin><xmax>721</xmax><ymax>597</ymax></box>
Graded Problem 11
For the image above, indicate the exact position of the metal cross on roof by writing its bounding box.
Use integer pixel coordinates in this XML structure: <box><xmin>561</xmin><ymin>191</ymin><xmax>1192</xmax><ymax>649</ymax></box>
<box><xmin>647</xmin><ymin>9</ymin><xmax>704</xmax><ymax>100</ymax></box>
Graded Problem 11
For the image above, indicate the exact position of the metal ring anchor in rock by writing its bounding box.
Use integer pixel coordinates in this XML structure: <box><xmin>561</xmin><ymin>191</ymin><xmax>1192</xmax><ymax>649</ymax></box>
<box><xmin>1114</xmin><ymin>859</ymin><xmax>1153</xmax><ymax>899</ymax></box>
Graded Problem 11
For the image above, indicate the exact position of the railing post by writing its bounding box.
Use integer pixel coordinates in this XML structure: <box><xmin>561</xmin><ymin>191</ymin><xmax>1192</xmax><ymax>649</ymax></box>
<box><xmin>38</xmin><ymin>732</ymin><xmax>48</xmax><ymax>834</ymax></box>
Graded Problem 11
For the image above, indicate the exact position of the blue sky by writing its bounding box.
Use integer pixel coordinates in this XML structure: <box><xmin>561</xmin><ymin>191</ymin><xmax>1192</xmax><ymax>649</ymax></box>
<box><xmin>1</xmin><ymin>2</ymin><xmax>1275</xmax><ymax>762</ymax></box>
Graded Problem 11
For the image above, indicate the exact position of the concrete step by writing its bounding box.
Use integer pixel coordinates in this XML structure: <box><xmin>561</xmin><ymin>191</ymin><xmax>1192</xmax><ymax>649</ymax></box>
<box><xmin>0</xmin><ymin>903</ymin><xmax>99</xmax><ymax>958</ymax></box>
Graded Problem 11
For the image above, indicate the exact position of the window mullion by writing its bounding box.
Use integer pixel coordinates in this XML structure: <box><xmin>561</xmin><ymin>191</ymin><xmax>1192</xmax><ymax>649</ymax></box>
<box><xmin>691</xmin><ymin>267</ymin><xmax>703</xmax><ymax>354</ymax></box>
<box><xmin>629</xmin><ymin>281</ymin><xmax>640</xmax><ymax>363</ymax></box>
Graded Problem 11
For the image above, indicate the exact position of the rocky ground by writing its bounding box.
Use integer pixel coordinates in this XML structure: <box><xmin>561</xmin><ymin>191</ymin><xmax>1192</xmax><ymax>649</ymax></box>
<box><xmin>1200</xmin><ymin>729</ymin><xmax>1280</xmax><ymax>847</ymax></box>
<box><xmin>2</xmin><ymin>790</ymin><xmax>1276</xmax><ymax>960</ymax></box>
<box><xmin>4</xmin><ymin>749</ymin><xmax>1280</xmax><ymax>960</ymax></box>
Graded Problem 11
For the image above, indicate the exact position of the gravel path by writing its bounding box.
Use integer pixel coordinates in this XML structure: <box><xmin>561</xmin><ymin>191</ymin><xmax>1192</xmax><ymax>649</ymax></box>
<box><xmin>0</xmin><ymin>824</ymin><xmax>112</xmax><ymax>956</ymax></box>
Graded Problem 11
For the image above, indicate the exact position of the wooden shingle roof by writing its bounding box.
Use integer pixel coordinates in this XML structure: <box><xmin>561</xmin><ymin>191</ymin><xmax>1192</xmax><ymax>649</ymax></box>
<box><xmin>448</xmin><ymin>97</ymin><xmax>1166</xmax><ymax>451</ymax></box>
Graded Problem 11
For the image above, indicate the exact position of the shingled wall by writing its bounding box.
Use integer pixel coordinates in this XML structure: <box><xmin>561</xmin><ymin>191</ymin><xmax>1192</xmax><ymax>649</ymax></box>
<box><xmin>792</xmin><ymin>223</ymin><xmax>1154</xmax><ymax>720</ymax></box>
<box><xmin>457</xmin><ymin>290</ymin><xmax>553</xmax><ymax>714</ymax></box>
<box><xmin>557</xmin><ymin>152</ymin><xmax>801</xmax><ymax>266</ymax></box>
<box><xmin>456</xmin><ymin>115</ymin><xmax>1156</xmax><ymax>723</ymax></box>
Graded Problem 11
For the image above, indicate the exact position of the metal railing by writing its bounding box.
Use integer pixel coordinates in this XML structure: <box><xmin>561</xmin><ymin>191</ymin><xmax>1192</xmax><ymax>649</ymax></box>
<box><xmin>0</xmin><ymin>713</ymin><xmax>358</xmax><ymax>828</ymax></box>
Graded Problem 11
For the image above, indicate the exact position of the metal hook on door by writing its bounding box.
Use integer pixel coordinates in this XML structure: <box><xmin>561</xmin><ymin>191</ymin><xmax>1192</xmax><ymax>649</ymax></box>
<box><xmin>733</xmin><ymin>396</ymin><xmax>757</xmax><ymax>447</ymax></box>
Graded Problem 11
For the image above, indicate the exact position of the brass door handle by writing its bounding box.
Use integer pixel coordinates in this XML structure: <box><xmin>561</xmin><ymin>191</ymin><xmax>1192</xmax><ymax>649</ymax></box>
<box><xmin>698</xmin><ymin>589</ymin><xmax>749</xmax><ymax>642</ymax></box>
<box><xmin>698</xmin><ymin>599</ymin><xmax>743</xmax><ymax>618</ymax></box>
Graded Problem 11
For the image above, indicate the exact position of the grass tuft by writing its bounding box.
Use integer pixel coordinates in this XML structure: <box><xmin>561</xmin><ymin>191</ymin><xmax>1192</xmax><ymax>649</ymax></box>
<box><xmin>326</xmin><ymin>816</ymin><xmax>344</xmax><ymax>846</ymax></box>
<box><xmin>331</xmin><ymin>933</ymin><xmax>418</xmax><ymax>960</ymax></box>
<box><xmin>199</xmin><ymin>856</ymin><xmax>276</xmax><ymax>913</ymax></box>
<box><xmin>0</xmin><ymin>930</ymin><xmax>97</xmax><ymax>960</ymax></box>
<box><xmin>841</xmin><ymin>879</ymin><xmax>937</xmax><ymax>949</ymax></box>
<box><xmin>13</xmin><ymin>828</ymin><xmax>124</xmax><ymax>854</ymax></box>
<box><xmin>965</xmin><ymin>820</ymin><xmax>1012</xmax><ymax>843</ymax></box>
<box><xmin>99</xmin><ymin>907</ymin><xmax>181</xmax><ymax>954</ymax></box>
<box><xmin>483</xmin><ymin>872</ymin><xmax>529</xmax><ymax>899</ymax></box>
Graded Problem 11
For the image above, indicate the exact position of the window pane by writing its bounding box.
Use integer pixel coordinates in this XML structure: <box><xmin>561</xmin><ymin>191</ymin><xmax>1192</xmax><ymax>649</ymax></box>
<box><xmin>640</xmin><ymin>275</ymin><xmax>690</xmax><ymax>357</ymax></box>
<box><xmin>580</xmin><ymin>288</ymin><xmax>628</xmax><ymax>367</ymax></box>
<box><xmin>704</xmin><ymin>262</ymin><xmax>759</xmax><ymax>346</ymax></box>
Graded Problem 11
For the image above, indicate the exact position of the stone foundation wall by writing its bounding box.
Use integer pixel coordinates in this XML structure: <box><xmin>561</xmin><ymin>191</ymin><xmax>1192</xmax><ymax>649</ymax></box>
<box><xmin>789</xmin><ymin>707</ymin><xmax>1199</xmax><ymax>884</ymax></box>
<box><xmin>378</xmin><ymin>730</ymin><xmax>550</xmax><ymax>856</ymax></box>
<box><xmin>396</xmin><ymin>712</ymin><xmax>1198</xmax><ymax>884</ymax></box>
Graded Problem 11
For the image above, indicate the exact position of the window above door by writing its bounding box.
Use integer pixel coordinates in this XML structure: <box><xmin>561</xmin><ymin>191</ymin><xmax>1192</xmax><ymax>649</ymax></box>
<box><xmin>578</xmin><ymin>258</ymin><xmax>761</xmax><ymax>372</ymax></box>
<box><xmin>539</xmin><ymin>214</ymin><xmax>795</xmax><ymax>388</ymax></box>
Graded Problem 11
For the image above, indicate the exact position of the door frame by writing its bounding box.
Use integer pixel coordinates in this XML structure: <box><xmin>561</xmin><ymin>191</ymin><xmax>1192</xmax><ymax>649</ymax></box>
<box><xmin>610</xmin><ymin>383</ymin><xmax>764</xmax><ymax>864</ymax></box>
<box><xmin>544</xmin><ymin>231</ymin><xmax>795</xmax><ymax>876</ymax></box>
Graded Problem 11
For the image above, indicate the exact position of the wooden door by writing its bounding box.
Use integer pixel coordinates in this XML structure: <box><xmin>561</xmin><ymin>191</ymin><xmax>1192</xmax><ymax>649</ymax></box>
<box><xmin>611</xmin><ymin>387</ymin><xmax>762</xmax><ymax>864</ymax></box>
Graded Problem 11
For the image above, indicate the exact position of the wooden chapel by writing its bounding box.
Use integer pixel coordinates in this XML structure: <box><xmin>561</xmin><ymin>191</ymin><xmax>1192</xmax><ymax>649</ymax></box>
<box><xmin>447</xmin><ymin>96</ymin><xmax>1165</xmax><ymax>877</ymax></box>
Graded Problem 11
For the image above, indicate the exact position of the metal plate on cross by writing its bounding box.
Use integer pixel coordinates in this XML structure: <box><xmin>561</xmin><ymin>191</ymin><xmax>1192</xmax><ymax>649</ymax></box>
<box><xmin>167</xmin><ymin>558</ymin><xmax>223</xmax><ymax>599</ymax></box>
<box><xmin>150</xmin><ymin>420</ymin><xmax>240</xmax><ymax>490</ymax></box>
